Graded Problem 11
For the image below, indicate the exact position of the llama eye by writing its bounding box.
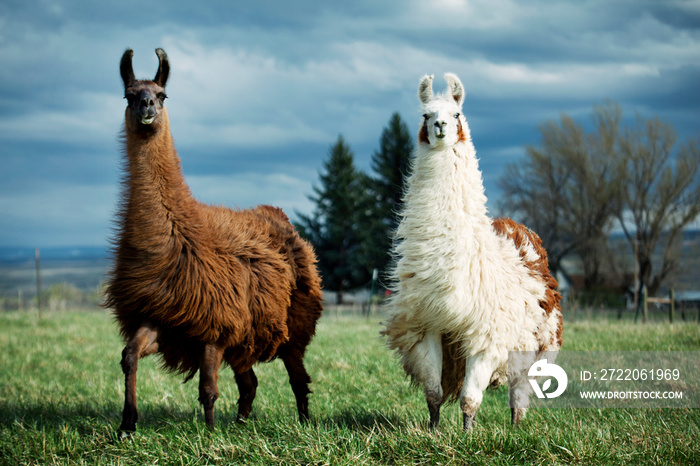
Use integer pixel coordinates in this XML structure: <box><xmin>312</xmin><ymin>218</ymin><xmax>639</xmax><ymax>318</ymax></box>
<box><xmin>158</xmin><ymin>93</ymin><xmax>167</xmax><ymax>102</ymax></box>
<box><xmin>423</xmin><ymin>114</ymin><xmax>430</xmax><ymax>120</ymax></box>
<box><xmin>125</xmin><ymin>93</ymin><xmax>137</xmax><ymax>104</ymax></box>
<box><xmin>454</xmin><ymin>113</ymin><xmax>461</xmax><ymax>119</ymax></box>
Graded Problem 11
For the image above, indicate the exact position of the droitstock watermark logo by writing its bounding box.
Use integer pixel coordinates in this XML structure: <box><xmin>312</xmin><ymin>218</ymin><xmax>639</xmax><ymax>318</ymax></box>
<box><xmin>509</xmin><ymin>351</ymin><xmax>699</xmax><ymax>409</ymax></box>
<box><xmin>528</xmin><ymin>358</ymin><xmax>568</xmax><ymax>399</ymax></box>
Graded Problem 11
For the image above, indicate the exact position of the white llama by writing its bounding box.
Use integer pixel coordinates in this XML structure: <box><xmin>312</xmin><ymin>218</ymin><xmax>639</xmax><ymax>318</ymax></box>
<box><xmin>382</xmin><ymin>73</ymin><xmax>563</xmax><ymax>431</ymax></box>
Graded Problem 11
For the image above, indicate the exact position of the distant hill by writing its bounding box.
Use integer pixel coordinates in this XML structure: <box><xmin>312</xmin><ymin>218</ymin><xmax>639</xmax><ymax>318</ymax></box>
<box><xmin>0</xmin><ymin>246</ymin><xmax>111</xmax><ymax>300</ymax></box>
<box><xmin>0</xmin><ymin>246</ymin><xmax>109</xmax><ymax>264</ymax></box>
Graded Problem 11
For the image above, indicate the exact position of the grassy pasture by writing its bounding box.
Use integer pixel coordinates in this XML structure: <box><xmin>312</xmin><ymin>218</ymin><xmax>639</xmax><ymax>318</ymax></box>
<box><xmin>0</xmin><ymin>310</ymin><xmax>698</xmax><ymax>465</ymax></box>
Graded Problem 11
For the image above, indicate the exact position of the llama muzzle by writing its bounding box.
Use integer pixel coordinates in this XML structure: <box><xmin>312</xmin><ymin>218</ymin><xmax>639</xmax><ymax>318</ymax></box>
<box><xmin>137</xmin><ymin>92</ymin><xmax>158</xmax><ymax>124</ymax></box>
<box><xmin>435</xmin><ymin>121</ymin><xmax>447</xmax><ymax>139</ymax></box>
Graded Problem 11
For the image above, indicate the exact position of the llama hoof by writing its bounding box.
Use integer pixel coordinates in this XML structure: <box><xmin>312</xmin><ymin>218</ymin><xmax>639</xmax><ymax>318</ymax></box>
<box><xmin>463</xmin><ymin>413</ymin><xmax>475</xmax><ymax>432</ymax></box>
<box><xmin>428</xmin><ymin>410</ymin><xmax>441</xmax><ymax>432</ymax></box>
<box><xmin>235</xmin><ymin>414</ymin><xmax>249</xmax><ymax>425</ymax></box>
<box><xmin>511</xmin><ymin>407</ymin><xmax>527</xmax><ymax>424</ymax></box>
<box><xmin>117</xmin><ymin>429</ymin><xmax>134</xmax><ymax>440</ymax></box>
<box><xmin>428</xmin><ymin>401</ymin><xmax>441</xmax><ymax>431</ymax></box>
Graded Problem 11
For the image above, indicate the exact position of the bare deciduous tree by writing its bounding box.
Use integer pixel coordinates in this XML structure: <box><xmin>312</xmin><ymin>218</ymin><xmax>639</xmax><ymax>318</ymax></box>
<box><xmin>499</xmin><ymin>106</ymin><xmax>622</xmax><ymax>289</ymax></box>
<box><xmin>616</xmin><ymin>116</ymin><xmax>700</xmax><ymax>319</ymax></box>
<box><xmin>499</xmin><ymin>102</ymin><xmax>700</xmax><ymax>318</ymax></box>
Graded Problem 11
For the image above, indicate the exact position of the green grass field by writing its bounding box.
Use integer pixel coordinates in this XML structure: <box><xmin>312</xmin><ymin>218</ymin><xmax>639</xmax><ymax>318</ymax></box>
<box><xmin>0</xmin><ymin>310</ymin><xmax>698</xmax><ymax>465</ymax></box>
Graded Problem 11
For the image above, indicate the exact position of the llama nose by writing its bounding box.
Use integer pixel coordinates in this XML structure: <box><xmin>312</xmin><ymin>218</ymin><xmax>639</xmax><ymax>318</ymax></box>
<box><xmin>435</xmin><ymin>120</ymin><xmax>447</xmax><ymax>138</ymax></box>
<box><xmin>139</xmin><ymin>96</ymin><xmax>157</xmax><ymax>113</ymax></box>
<box><xmin>137</xmin><ymin>93</ymin><xmax>158</xmax><ymax>120</ymax></box>
<box><xmin>140</xmin><ymin>97</ymin><xmax>155</xmax><ymax>108</ymax></box>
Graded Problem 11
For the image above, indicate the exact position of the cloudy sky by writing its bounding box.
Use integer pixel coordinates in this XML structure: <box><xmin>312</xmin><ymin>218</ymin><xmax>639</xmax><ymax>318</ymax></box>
<box><xmin>1</xmin><ymin>0</ymin><xmax>699</xmax><ymax>248</ymax></box>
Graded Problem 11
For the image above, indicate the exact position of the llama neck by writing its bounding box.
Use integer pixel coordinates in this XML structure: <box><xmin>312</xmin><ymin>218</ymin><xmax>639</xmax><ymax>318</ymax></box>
<box><xmin>400</xmin><ymin>141</ymin><xmax>490</xmax><ymax>236</ymax></box>
<box><xmin>121</xmin><ymin>110</ymin><xmax>197</xmax><ymax>249</ymax></box>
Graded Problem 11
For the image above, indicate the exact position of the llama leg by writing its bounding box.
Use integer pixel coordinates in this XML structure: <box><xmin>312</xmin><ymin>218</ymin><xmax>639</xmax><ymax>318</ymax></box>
<box><xmin>460</xmin><ymin>353</ymin><xmax>497</xmax><ymax>432</ymax></box>
<box><xmin>198</xmin><ymin>344</ymin><xmax>224</xmax><ymax>429</ymax></box>
<box><xmin>119</xmin><ymin>322</ymin><xmax>160</xmax><ymax>436</ymax></box>
<box><xmin>508</xmin><ymin>352</ymin><xmax>536</xmax><ymax>425</ymax></box>
<box><xmin>234</xmin><ymin>368</ymin><xmax>258</xmax><ymax>424</ymax></box>
<box><xmin>509</xmin><ymin>377</ymin><xmax>531</xmax><ymax>424</ymax></box>
<box><xmin>282</xmin><ymin>352</ymin><xmax>312</xmax><ymax>423</ymax></box>
<box><xmin>405</xmin><ymin>332</ymin><xmax>443</xmax><ymax>430</ymax></box>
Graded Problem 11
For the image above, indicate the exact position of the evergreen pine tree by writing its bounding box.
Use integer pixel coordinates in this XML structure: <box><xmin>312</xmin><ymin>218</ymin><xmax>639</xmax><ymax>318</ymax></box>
<box><xmin>295</xmin><ymin>135</ymin><xmax>370</xmax><ymax>304</ymax></box>
<box><xmin>362</xmin><ymin>113</ymin><xmax>414</xmax><ymax>287</ymax></box>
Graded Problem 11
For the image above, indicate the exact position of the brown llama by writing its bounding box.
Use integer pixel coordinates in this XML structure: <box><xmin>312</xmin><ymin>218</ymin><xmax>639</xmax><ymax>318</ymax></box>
<box><xmin>105</xmin><ymin>48</ymin><xmax>323</xmax><ymax>436</ymax></box>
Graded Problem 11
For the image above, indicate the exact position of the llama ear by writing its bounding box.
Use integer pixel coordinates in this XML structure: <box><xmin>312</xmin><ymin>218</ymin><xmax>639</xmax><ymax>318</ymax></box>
<box><xmin>120</xmin><ymin>49</ymin><xmax>135</xmax><ymax>89</ymax></box>
<box><xmin>444</xmin><ymin>73</ymin><xmax>465</xmax><ymax>106</ymax></box>
<box><xmin>418</xmin><ymin>75</ymin><xmax>434</xmax><ymax>104</ymax></box>
<box><xmin>154</xmin><ymin>48</ymin><xmax>170</xmax><ymax>88</ymax></box>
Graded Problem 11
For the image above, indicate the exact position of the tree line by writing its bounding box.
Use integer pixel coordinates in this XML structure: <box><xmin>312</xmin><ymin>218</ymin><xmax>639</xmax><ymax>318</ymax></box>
<box><xmin>295</xmin><ymin>113</ymin><xmax>413</xmax><ymax>304</ymax></box>
<box><xmin>296</xmin><ymin>104</ymin><xmax>700</xmax><ymax>311</ymax></box>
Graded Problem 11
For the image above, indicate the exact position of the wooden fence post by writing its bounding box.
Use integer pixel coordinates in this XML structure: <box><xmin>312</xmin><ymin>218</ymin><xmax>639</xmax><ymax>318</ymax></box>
<box><xmin>35</xmin><ymin>248</ymin><xmax>42</xmax><ymax>319</ymax></box>
<box><xmin>669</xmin><ymin>289</ymin><xmax>674</xmax><ymax>323</ymax></box>
<box><xmin>367</xmin><ymin>268</ymin><xmax>378</xmax><ymax>319</ymax></box>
